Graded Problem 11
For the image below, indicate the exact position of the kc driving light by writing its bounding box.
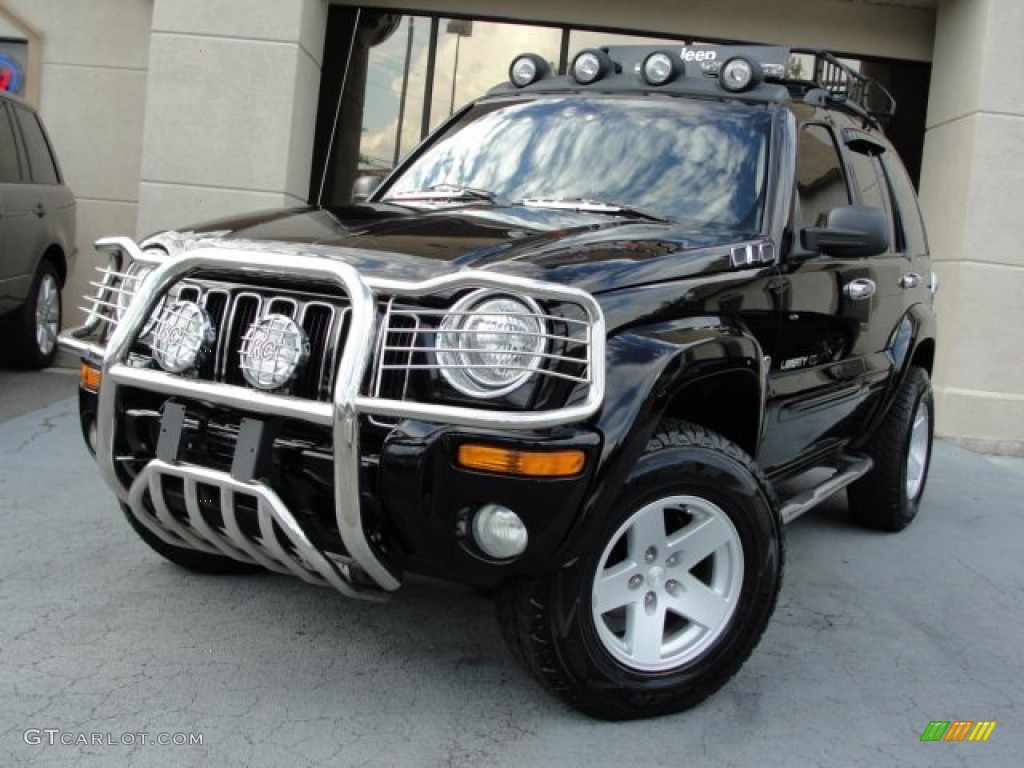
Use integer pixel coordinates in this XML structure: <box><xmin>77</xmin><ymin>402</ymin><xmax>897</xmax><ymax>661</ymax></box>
<box><xmin>239</xmin><ymin>314</ymin><xmax>309</xmax><ymax>391</ymax></box>
<box><xmin>641</xmin><ymin>51</ymin><xmax>683</xmax><ymax>86</ymax></box>
<box><xmin>571</xmin><ymin>49</ymin><xmax>614</xmax><ymax>85</ymax></box>
<box><xmin>720</xmin><ymin>56</ymin><xmax>761</xmax><ymax>92</ymax></box>
<box><xmin>151</xmin><ymin>300</ymin><xmax>213</xmax><ymax>374</ymax></box>
<box><xmin>437</xmin><ymin>292</ymin><xmax>547</xmax><ymax>399</ymax></box>
<box><xmin>509</xmin><ymin>53</ymin><xmax>550</xmax><ymax>88</ymax></box>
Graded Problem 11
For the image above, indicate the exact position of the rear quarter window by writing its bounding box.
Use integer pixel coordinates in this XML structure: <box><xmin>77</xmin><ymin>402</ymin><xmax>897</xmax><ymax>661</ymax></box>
<box><xmin>13</xmin><ymin>106</ymin><xmax>59</xmax><ymax>185</ymax></box>
<box><xmin>0</xmin><ymin>103</ymin><xmax>20</xmax><ymax>182</ymax></box>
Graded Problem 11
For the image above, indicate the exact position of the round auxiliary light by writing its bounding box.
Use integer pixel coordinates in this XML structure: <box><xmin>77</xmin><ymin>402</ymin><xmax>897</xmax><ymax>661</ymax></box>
<box><xmin>239</xmin><ymin>314</ymin><xmax>309</xmax><ymax>391</ymax></box>
<box><xmin>151</xmin><ymin>300</ymin><xmax>213</xmax><ymax>374</ymax></box>
<box><xmin>437</xmin><ymin>292</ymin><xmax>547</xmax><ymax>399</ymax></box>
<box><xmin>720</xmin><ymin>56</ymin><xmax>761</xmax><ymax>93</ymax></box>
<box><xmin>571</xmin><ymin>49</ymin><xmax>614</xmax><ymax>85</ymax></box>
<box><xmin>473</xmin><ymin>504</ymin><xmax>528</xmax><ymax>559</ymax></box>
<box><xmin>509</xmin><ymin>53</ymin><xmax>550</xmax><ymax>88</ymax></box>
<box><xmin>642</xmin><ymin>50</ymin><xmax>683</xmax><ymax>86</ymax></box>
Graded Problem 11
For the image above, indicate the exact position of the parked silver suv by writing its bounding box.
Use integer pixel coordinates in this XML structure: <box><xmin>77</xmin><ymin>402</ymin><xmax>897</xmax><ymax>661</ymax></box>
<box><xmin>0</xmin><ymin>90</ymin><xmax>75</xmax><ymax>368</ymax></box>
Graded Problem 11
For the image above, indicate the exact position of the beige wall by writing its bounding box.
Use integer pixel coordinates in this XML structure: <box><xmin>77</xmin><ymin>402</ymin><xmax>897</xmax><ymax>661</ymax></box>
<box><xmin>136</xmin><ymin>0</ymin><xmax>327</xmax><ymax>236</ymax></box>
<box><xmin>0</xmin><ymin>0</ymin><xmax>153</xmax><ymax>329</ymax></box>
<box><xmin>919</xmin><ymin>0</ymin><xmax>1024</xmax><ymax>453</ymax></box>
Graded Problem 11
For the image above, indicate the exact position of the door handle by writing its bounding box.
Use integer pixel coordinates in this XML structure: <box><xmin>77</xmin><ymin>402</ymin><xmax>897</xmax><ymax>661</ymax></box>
<box><xmin>899</xmin><ymin>272</ymin><xmax>921</xmax><ymax>290</ymax></box>
<box><xmin>844</xmin><ymin>278</ymin><xmax>876</xmax><ymax>301</ymax></box>
<box><xmin>34</xmin><ymin>204</ymin><xmax>46</xmax><ymax>218</ymax></box>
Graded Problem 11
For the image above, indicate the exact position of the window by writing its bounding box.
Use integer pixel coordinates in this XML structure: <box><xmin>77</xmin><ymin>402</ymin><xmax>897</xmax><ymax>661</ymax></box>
<box><xmin>0</xmin><ymin>104</ymin><xmax>21</xmax><ymax>182</ymax></box>
<box><xmin>428</xmin><ymin>19</ymin><xmax>562</xmax><ymax>131</ymax></box>
<box><xmin>845</xmin><ymin>147</ymin><xmax>887</xmax><ymax>212</ymax></box>
<box><xmin>13</xmin><ymin>107</ymin><xmax>59</xmax><ymax>184</ymax></box>
<box><xmin>796</xmin><ymin>125</ymin><xmax>849</xmax><ymax>229</ymax></box>
<box><xmin>845</xmin><ymin>144</ymin><xmax>894</xmax><ymax>253</ymax></box>
<box><xmin>385</xmin><ymin>97</ymin><xmax>770</xmax><ymax>230</ymax></box>
<box><xmin>881</xmin><ymin>154</ymin><xmax>928</xmax><ymax>256</ymax></box>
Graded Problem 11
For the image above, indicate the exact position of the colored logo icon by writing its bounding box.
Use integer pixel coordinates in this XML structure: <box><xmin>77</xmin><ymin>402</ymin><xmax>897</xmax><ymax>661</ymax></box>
<box><xmin>0</xmin><ymin>53</ymin><xmax>23</xmax><ymax>94</ymax></box>
<box><xmin>920</xmin><ymin>720</ymin><xmax>997</xmax><ymax>742</ymax></box>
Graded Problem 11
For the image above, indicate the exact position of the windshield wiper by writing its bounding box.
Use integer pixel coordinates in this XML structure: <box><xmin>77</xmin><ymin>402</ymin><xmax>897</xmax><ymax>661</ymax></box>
<box><xmin>384</xmin><ymin>184</ymin><xmax>504</xmax><ymax>204</ymax></box>
<box><xmin>519</xmin><ymin>197</ymin><xmax>672</xmax><ymax>223</ymax></box>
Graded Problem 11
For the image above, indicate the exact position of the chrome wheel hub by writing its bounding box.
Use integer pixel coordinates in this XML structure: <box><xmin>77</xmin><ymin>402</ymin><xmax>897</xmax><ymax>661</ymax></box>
<box><xmin>34</xmin><ymin>274</ymin><xmax>60</xmax><ymax>356</ymax></box>
<box><xmin>591</xmin><ymin>495</ymin><xmax>744</xmax><ymax>672</ymax></box>
<box><xmin>906</xmin><ymin>399</ymin><xmax>931</xmax><ymax>500</ymax></box>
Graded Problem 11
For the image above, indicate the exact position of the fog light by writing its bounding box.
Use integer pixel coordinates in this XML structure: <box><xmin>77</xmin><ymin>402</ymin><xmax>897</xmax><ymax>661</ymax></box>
<box><xmin>473</xmin><ymin>504</ymin><xmax>528</xmax><ymax>559</ymax></box>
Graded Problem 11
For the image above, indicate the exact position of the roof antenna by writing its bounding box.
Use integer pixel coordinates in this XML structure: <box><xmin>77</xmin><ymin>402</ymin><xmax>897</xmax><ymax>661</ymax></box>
<box><xmin>317</xmin><ymin>7</ymin><xmax>362</xmax><ymax>208</ymax></box>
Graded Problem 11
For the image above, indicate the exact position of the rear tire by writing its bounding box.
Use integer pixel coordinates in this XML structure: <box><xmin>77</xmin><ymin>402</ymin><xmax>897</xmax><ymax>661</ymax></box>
<box><xmin>496</xmin><ymin>420</ymin><xmax>784</xmax><ymax>720</ymax></box>
<box><xmin>848</xmin><ymin>366</ymin><xmax>933</xmax><ymax>532</ymax></box>
<box><xmin>121</xmin><ymin>504</ymin><xmax>263</xmax><ymax>575</ymax></box>
<box><xmin>9</xmin><ymin>260</ymin><xmax>61</xmax><ymax>369</ymax></box>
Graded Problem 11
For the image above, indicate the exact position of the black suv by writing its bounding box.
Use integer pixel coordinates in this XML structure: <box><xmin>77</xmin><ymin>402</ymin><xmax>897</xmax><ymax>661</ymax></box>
<box><xmin>0</xmin><ymin>90</ymin><xmax>75</xmax><ymax>368</ymax></box>
<box><xmin>63</xmin><ymin>45</ymin><xmax>936</xmax><ymax>720</ymax></box>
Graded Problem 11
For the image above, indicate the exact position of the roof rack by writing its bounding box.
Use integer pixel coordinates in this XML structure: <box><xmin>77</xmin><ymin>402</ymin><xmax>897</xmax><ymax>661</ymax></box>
<box><xmin>787</xmin><ymin>50</ymin><xmax>895</xmax><ymax>124</ymax></box>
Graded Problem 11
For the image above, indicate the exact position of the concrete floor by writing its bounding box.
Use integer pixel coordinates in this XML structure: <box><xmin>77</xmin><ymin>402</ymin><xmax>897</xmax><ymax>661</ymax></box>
<box><xmin>1</xmin><ymin>370</ymin><xmax>1021</xmax><ymax>767</ymax></box>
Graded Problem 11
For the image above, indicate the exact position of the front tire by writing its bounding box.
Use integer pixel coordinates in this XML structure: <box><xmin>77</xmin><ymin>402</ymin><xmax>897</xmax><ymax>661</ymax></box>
<box><xmin>848</xmin><ymin>366</ymin><xmax>934</xmax><ymax>531</ymax></box>
<box><xmin>496</xmin><ymin>421</ymin><xmax>784</xmax><ymax>720</ymax></box>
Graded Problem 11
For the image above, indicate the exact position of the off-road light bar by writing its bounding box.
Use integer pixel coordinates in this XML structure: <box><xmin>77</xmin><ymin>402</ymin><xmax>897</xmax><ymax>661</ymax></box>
<box><xmin>509</xmin><ymin>53</ymin><xmax>551</xmax><ymax>88</ymax></box>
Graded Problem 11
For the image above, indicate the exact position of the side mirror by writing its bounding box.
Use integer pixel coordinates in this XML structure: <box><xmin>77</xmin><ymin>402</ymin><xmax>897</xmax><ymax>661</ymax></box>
<box><xmin>801</xmin><ymin>205</ymin><xmax>889</xmax><ymax>258</ymax></box>
<box><xmin>351</xmin><ymin>175</ymin><xmax>383</xmax><ymax>203</ymax></box>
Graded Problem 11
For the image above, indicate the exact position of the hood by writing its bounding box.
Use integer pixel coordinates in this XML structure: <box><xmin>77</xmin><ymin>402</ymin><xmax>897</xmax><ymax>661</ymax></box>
<box><xmin>174</xmin><ymin>203</ymin><xmax>757</xmax><ymax>293</ymax></box>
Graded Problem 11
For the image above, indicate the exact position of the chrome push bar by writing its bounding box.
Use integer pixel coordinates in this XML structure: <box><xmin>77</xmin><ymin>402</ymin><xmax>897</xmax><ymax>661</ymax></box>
<box><xmin>61</xmin><ymin>238</ymin><xmax>606</xmax><ymax>599</ymax></box>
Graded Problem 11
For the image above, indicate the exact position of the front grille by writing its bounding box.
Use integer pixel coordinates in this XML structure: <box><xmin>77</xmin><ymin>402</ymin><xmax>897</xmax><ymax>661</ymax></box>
<box><xmin>154</xmin><ymin>282</ymin><xmax>348</xmax><ymax>402</ymax></box>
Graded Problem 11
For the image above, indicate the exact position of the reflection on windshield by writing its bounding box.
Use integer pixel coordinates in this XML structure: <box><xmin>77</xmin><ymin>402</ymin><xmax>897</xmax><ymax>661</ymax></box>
<box><xmin>385</xmin><ymin>97</ymin><xmax>770</xmax><ymax>231</ymax></box>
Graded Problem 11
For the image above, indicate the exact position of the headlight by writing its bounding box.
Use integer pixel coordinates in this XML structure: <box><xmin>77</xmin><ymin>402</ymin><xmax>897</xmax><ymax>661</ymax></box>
<box><xmin>437</xmin><ymin>292</ymin><xmax>547</xmax><ymax>398</ymax></box>
<box><xmin>239</xmin><ymin>314</ymin><xmax>309</xmax><ymax>391</ymax></box>
<box><xmin>115</xmin><ymin>255</ymin><xmax>165</xmax><ymax>336</ymax></box>
<box><xmin>151</xmin><ymin>301</ymin><xmax>213</xmax><ymax>374</ymax></box>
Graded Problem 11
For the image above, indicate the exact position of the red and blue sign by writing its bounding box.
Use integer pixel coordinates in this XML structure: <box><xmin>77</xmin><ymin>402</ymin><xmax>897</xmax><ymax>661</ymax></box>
<box><xmin>0</xmin><ymin>52</ymin><xmax>23</xmax><ymax>94</ymax></box>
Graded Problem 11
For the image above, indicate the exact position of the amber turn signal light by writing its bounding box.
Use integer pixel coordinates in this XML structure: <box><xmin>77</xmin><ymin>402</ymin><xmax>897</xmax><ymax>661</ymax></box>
<box><xmin>80</xmin><ymin>362</ymin><xmax>102</xmax><ymax>393</ymax></box>
<box><xmin>456</xmin><ymin>444</ymin><xmax>585</xmax><ymax>478</ymax></box>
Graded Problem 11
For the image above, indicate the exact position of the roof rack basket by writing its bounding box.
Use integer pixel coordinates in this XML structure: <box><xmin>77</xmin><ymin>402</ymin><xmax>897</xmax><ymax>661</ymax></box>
<box><xmin>788</xmin><ymin>50</ymin><xmax>896</xmax><ymax>123</ymax></box>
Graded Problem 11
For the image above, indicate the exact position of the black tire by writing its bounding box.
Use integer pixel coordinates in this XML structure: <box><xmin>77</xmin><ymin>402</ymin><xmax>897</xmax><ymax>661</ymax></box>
<box><xmin>121</xmin><ymin>504</ymin><xmax>263</xmax><ymax>575</ymax></box>
<box><xmin>9</xmin><ymin>260</ymin><xmax>61</xmax><ymax>369</ymax></box>
<box><xmin>496</xmin><ymin>420</ymin><xmax>784</xmax><ymax>720</ymax></box>
<box><xmin>848</xmin><ymin>366</ymin><xmax>934</xmax><ymax>532</ymax></box>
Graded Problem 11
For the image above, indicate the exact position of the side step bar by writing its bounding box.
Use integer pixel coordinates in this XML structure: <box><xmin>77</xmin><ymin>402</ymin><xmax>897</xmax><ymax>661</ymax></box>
<box><xmin>779</xmin><ymin>455</ymin><xmax>874</xmax><ymax>524</ymax></box>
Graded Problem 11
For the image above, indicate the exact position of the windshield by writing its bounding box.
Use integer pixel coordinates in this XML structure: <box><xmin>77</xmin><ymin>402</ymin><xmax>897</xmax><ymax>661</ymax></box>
<box><xmin>383</xmin><ymin>96</ymin><xmax>771</xmax><ymax>232</ymax></box>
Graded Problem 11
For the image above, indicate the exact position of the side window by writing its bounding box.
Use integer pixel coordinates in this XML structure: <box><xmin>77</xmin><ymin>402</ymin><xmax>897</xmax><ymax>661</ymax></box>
<box><xmin>844</xmin><ymin>146</ymin><xmax>894</xmax><ymax>254</ymax></box>
<box><xmin>0</xmin><ymin>104</ymin><xmax>21</xmax><ymax>183</ymax></box>
<box><xmin>796</xmin><ymin>124</ymin><xmax>850</xmax><ymax>230</ymax></box>
<box><xmin>13</xmin><ymin>106</ymin><xmax>59</xmax><ymax>185</ymax></box>
<box><xmin>881</xmin><ymin>154</ymin><xmax>929</xmax><ymax>256</ymax></box>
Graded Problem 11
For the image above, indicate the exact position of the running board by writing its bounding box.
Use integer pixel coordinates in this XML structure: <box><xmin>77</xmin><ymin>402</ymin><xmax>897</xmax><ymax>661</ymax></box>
<box><xmin>779</xmin><ymin>455</ymin><xmax>874</xmax><ymax>524</ymax></box>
